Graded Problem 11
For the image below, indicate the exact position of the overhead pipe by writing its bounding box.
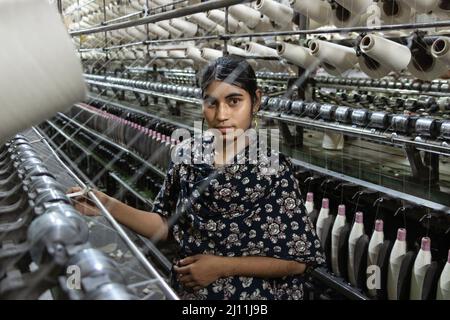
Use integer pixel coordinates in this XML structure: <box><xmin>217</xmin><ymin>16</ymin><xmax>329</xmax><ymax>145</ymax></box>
<box><xmin>276</xmin><ymin>41</ymin><xmax>319</xmax><ymax>69</ymax></box>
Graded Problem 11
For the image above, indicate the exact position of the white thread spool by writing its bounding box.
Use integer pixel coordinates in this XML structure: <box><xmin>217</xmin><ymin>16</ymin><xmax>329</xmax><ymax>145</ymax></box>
<box><xmin>226</xmin><ymin>45</ymin><xmax>248</xmax><ymax>57</ymax></box>
<box><xmin>207</xmin><ymin>9</ymin><xmax>240</xmax><ymax>32</ymax></box>
<box><xmin>117</xmin><ymin>28</ymin><xmax>134</xmax><ymax>41</ymax></box>
<box><xmin>290</xmin><ymin>0</ymin><xmax>332</xmax><ymax>25</ymax></box>
<box><xmin>379</xmin><ymin>0</ymin><xmax>414</xmax><ymax>24</ymax></box>
<box><xmin>105</xmin><ymin>5</ymin><xmax>116</xmax><ymax>20</ymax></box>
<box><xmin>225</xmin><ymin>45</ymin><xmax>258</xmax><ymax>69</ymax></box>
<box><xmin>360</xmin><ymin>34</ymin><xmax>413</xmax><ymax>69</ymax></box>
<box><xmin>276</xmin><ymin>42</ymin><xmax>319</xmax><ymax>69</ymax></box>
<box><xmin>255</xmin><ymin>0</ymin><xmax>294</xmax><ymax>28</ymax></box>
<box><xmin>400</xmin><ymin>0</ymin><xmax>438</xmax><ymax>13</ymax></box>
<box><xmin>229</xmin><ymin>4</ymin><xmax>263</xmax><ymax>29</ymax></box>
<box><xmin>253</xmin><ymin>15</ymin><xmax>273</xmax><ymax>32</ymax></box>
<box><xmin>237</xmin><ymin>21</ymin><xmax>253</xmax><ymax>34</ymax></box>
<box><xmin>408</xmin><ymin>41</ymin><xmax>448</xmax><ymax>81</ymax></box>
<box><xmin>201</xmin><ymin>48</ymin><xmax>223</xmax><ymax>61</ymax></box>
<box><xmin>157</xmin><ymin>21</ymin><xmax>183</xmax><ymax>38</ymax></box>
<box><xmin>185</xmin><ymin>47</ymin><xmax>208</xmax><ymax>67</ymax></box>
<box><xmin>358</xmin><ymin>55</ymin><xmax>391</xmax><ymax>78</ymax></box>
<box><xmin>147</xmin><ymin>23</ymin><xmax>170</xmax><ymax>39</ymax></box>
<box><xmin>309</xmin><ymin>40</ymin><xmax>357</xmax><ymax>76</ymax></box>
<box><xmin>152</xmin><ymin>50</ymin><xmax>174</xmax><ymax>67</ymax></box>
<box><xmin>122</xmin><ymin>49</ymin><xmax>136</xmax><ymax>60</ymax></box>
<box><xmin>331</xmin><ymin>3</ymin><xmax>363</xmax><ymax>28</ymax></box>
<box><xmin>245</xmin><ymin>42</ymin><xmax>278</xmax><ymax>57</ymax></box>
<box><xmin>335</xmin><ymin>0</ymin><xmax>374</xmax><ymax>14</ymax></box>
<box><xmin>359</xmin><ymin>34</ymin><xmax>412</xmax><ymax>77</ymax></box>
<box><xmin>188</xmin><ymin>13</ymin><xmax>218</xmax><ymax>31</ymax></box>
<box><xmin>435</xmin><ymin>0</ymin><xmax>450</xmax><ymax>14</ymax></box>
<box><xmin>214</xmin><ymin>25</ymin><xmax>226</xmax><ymax>34</ymax></box>
<box><xmin>133</xmin><ymin>49</ymin><xmax>145</xmax><ymax>60</ymax></box>
<box><xmin>153</xmin><ymin>0</ymin><xmax>174</xmax><ymax>11</ymax></box>
<box><xmin>431</xmin><ymin>37</ymin><xmax>450</xmax><ymax>66</ymax></box>
<box><xmin>322</xmin><ymin>131</ymin><xmax>345</xmax><ymax>150</ymax></box>
<box><xmin>130</xmin><ymin>0</ymin><xmax>143</xmax><ymax>11</ymax></box>
<box><xmin>245</xmin><ymin>42</ymin><xmax>283</xmax><ymax>73</ymax></box>
<box><xmin>0</xmin><ymin>0</ymin><xmax>86</xmax><ymax>142</ymax></box>
<box><xmin>125</xmin><ymin>27</ymin><xmax>147</xmax><ymax>41</ymax></box>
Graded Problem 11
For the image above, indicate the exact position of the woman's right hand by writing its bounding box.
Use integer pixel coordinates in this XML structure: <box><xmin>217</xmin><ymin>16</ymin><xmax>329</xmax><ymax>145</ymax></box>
<box><xmin>67</xmin><ymin>187</ymin><xmax>117</xmax><ymax>217</ymax></box>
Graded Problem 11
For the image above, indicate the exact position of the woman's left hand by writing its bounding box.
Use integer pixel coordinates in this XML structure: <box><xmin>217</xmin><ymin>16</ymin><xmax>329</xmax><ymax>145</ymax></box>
<box><xmin>174</xmin><ymin>254</ymin><xmax>226</xmax><ymax>291</ymax></box>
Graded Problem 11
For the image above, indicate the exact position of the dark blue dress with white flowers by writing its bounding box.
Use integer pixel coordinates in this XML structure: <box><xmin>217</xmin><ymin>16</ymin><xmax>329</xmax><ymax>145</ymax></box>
<box><xmin>152</xmin><ymin>137</ymin><xmax>325</xmax><ymax>300</ymax></box>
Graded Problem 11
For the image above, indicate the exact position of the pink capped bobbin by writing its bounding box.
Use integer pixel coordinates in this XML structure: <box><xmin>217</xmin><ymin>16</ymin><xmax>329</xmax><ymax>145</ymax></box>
<box><xmin>355</xmin><ymin>211</ymin><xmax>363</xmax><ymax>224</ymax></box>
<box><xmin>306</xmin><ymin>192</ymin><xmax>314</xmax><ymax>202</ymax></box>
<box><xmin>397</xmin><ymin>228</ymin><xmax>406</xmax><ymax>241</ymax></box>
<box><xmin>375</xmin><ymin>220</ymin><xmax>384</xmax><ymax>232</ymax></box>
<box><xmin>421</xmin><ymin>237</ymin><xmax>431</xmax><ymax>251</ymax></box>
<box><xmin>322</xmin><ymin>198</ymin><xmax>329</xmax><ymax>209</ymax></box>
<box><xmin>338</xmin><ymin>204</ymin><xmax>346</xmax><ymax>216</ymax></box>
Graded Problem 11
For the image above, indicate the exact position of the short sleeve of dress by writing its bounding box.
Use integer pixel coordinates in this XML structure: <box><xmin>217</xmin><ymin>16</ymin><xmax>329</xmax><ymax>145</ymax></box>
<box><xmin>260</xmin><ymin>155</ymin><xmax>326</xmax><ymax>267</ymax></box>
<box><xmin>152</xmin><ymin>160</ymin><xmax>180</xmax><ymax>219</ymax></box>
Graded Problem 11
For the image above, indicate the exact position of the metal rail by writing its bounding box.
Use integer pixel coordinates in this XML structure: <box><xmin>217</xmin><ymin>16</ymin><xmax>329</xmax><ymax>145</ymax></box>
<box><xmin>84</xmin><ymin>78</ymin><xmax>450</xmax><ymax>157</ymax></box>
<box><xmin>310</xmin><ymin>268</ymin><xmax>369</xmax><ymax>300</ymax></box>
<box><xmin>316</xmin><ymin>84</ymin><xmax>449</xmax><ymax>97</ymax></box>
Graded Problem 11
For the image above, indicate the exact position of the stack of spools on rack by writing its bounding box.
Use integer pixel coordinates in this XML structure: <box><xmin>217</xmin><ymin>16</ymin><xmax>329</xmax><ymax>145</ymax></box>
<box><xmin>296</xmin><ymin>181</ymin><xmax>450</xmax><ymax>300</ymax></box>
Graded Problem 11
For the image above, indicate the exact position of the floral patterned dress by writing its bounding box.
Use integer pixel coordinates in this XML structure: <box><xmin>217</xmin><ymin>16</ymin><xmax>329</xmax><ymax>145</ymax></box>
<box><xmin>152</xmin><ymin>136</ymin><xmax>325</xmax><ymax>300</ymax></box>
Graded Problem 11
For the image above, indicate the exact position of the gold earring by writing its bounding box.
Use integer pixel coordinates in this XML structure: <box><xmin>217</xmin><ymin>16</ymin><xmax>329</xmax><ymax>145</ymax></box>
<box><xmin>253</xmin><ymin>117</ymin><xmax>258</xmax><ymax>130</ymax></box>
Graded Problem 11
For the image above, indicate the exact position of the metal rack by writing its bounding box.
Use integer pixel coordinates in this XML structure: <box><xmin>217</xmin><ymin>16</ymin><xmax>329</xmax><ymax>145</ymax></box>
<box><xmin>83</xmin><ymin>76</ymin><xmax>450</xmax><ymax>156</ymax></box>
<box><xmin>79</xmin><ymin>79</ymin><xmax>450</xmax><ymax>214</ymax></box>
<box><xmin>31</xmin><ymin>127</ymin><xmax>178</xmax><ymax>300</ymax></box>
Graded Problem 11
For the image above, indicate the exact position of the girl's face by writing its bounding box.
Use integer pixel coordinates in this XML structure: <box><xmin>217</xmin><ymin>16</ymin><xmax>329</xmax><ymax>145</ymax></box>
<box><xmin>202</xmin><ymin>80</ymin><xmax>261</xmax><ymax>143</ymax></box>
